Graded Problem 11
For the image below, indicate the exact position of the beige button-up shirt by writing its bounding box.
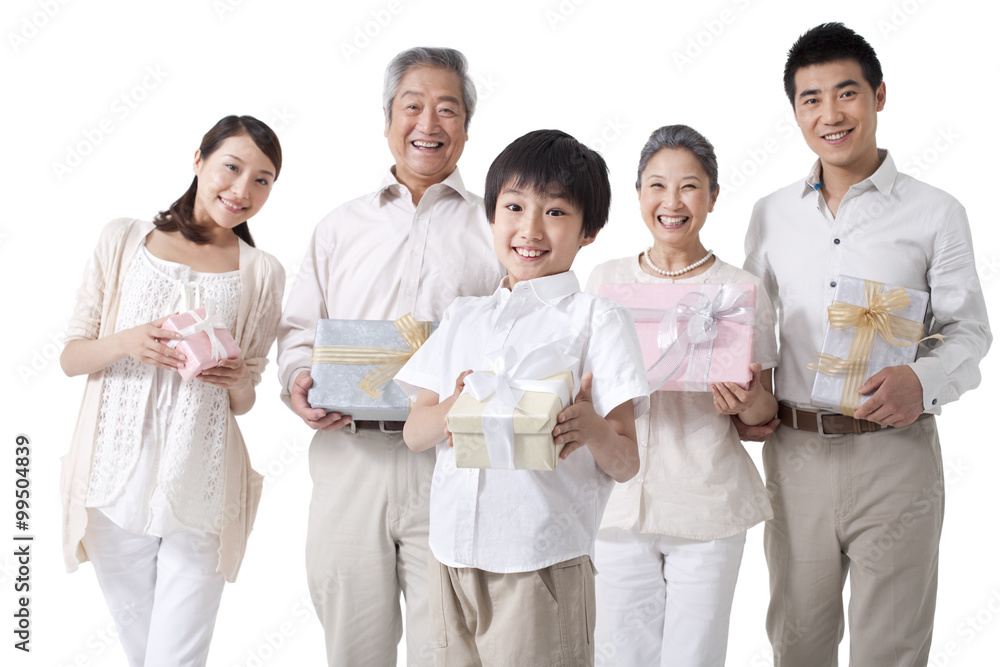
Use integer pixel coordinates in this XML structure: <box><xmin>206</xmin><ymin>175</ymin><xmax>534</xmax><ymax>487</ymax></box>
<box><xmin>587</xmin><ymin>257</ymin><xmax>778</xmax><ymax>539</ymax></box>
<box><xmin>277</xmin><ymin>168</ymin><xmax>506</xmax><ymax>398</ymax></box>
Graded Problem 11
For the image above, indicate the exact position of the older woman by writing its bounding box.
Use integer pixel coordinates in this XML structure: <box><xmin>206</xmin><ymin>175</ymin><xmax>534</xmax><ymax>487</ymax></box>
<box><xmin>586</xmin><ymin>125</ymin><xmax>777</xmax><ymax>667</ymax></box>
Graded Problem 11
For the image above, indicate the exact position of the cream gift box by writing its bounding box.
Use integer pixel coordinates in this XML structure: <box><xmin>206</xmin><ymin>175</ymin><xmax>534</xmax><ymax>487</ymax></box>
<box><xmin>446</xmin><ymin>343</ymin><xmax>577</xmax><ymax>471</ymax></box>
<box><xmin>161</xmin><ymin>304</ymin><xmax>240</xmax><ymax>382</ymax></box>
<box><xmin>308</xmin><ymin>314</ymin><xmax>436</xmax><ymax>421</ymax></box>
<box><xmin>600</xmin><ymin>282</ymin><xmax>756</xmax><ymax>392</ymax></box>
<box><xmin>810</xmin><ymin>276</ymin><xmax>932</xmax><ymax>417</ymax></box>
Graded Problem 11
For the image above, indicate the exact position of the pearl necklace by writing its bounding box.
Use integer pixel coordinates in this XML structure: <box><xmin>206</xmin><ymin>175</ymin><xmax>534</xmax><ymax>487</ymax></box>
<box><xmin>643</xmin><ymin>247</ymin><xmax>714</xmax><ymax>277</ymax></box>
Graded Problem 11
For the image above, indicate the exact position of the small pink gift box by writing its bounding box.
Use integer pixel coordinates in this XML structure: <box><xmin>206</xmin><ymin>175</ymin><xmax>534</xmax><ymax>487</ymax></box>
<box><xmin>600</xmin><ymin>282</ymin><xmax>756</xmax><ymax>392</ymax></box>
<box><xmin>160</xmin><ymin>306</ymin><xmax>240</xmax><ymax>381</ymax></box>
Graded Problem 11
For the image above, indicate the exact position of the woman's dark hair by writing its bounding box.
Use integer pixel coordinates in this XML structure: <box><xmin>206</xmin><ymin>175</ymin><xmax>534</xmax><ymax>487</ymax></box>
<box><xmin>153</xmin><ymin>115</ymin><xmax>282</xmax><ymax>247</ymax></box>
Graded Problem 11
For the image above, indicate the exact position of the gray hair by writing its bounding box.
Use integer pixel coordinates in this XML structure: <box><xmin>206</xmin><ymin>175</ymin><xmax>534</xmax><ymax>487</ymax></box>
<box><xmin>635</xmin><ymin>124</ymin><xmax>719</xmax><ymax>193</ymax></box>
<box><xmin>383</xmin><ymin>47</ymin><xmax>477</xmax><ymax>132</ymax></box>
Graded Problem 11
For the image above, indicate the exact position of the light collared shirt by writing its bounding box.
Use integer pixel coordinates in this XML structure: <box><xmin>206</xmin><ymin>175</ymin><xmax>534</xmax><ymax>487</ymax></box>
<box><xmin>745</xmin><ymin>150</ymin><xmax>991</xmax><ymax>411</ymax></box>
<box><xmin>587</xmin><ymin>257</ymin><xmax>778</xmax><ymax>539</ymax></box>
<box><xmin>278</xmin><ymin>168</ymin><xmax>505</xmax><ymax>397</ymax></box>
<box><xmin>395</xmin><ymin>271</ymin><xmax>650</xmax><ymax>573</ymax></box>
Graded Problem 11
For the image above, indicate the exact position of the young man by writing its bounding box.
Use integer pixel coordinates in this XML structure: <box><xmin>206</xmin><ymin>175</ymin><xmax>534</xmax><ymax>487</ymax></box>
<box><xmin>277</xmin><ymin>48</ymin><xmax>504</xmax><ymax>666</ymax></box>
<box><xmin>743</xmin><ymin>23</ymin><xmax>991</xmax><ymax>666</ymax></box>
<box><xmin>396</xmin><ymin>129</ymin><xmax>649</xmax><ymax>666</ymax></box>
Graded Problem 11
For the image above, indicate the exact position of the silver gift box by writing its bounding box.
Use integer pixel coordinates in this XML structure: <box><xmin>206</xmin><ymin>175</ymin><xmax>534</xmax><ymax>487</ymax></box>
<box><xmin>308</xmin><ymin>318</ymin><xmax>438</xmax><ymax>422</ymax></box>
<box><xmin>810</xmin><ymin>276</ymin><xmax>929</xmax><ymax>416</ymax></box>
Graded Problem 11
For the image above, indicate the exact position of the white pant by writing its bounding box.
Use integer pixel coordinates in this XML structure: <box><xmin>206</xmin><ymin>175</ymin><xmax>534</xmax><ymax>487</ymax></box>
<box><xmin>594</xmin><ymin>527</ymin><xmax>746</xmax><ymax>667</ymax></box>
<box><xmin>81</xmin><ymin>508</ymin><xmax>226</xmax><ymax>667</ymax></box>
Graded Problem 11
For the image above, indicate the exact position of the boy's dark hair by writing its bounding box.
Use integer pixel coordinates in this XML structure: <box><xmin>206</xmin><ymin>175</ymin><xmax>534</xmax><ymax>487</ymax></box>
<box><xmin>484</xmin><ymin>129</ymin><xmax>611</xmax><ymax>238</ymax></box>
<box><xmin>783</xmin><ymin>22</ymin><xmax>883</xmax><ymax>105</ymax></box>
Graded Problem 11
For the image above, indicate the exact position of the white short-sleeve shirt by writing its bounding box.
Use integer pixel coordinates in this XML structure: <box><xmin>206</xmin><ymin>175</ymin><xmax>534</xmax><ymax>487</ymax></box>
<box><xmin>395</xmin><ymin>271</ymin><xmax>649</xmax><ymax>573</ymax></box>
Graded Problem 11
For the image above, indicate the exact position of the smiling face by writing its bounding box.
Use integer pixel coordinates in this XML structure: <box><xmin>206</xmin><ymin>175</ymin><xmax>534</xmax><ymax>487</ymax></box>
<box><xmin>637</xmin><ymin>147</ymin><xmax>718</xmax><ymax>255</ymax></box>
<box><xmin>385</xmin><ymin>65</ymin><xmax>468</xmax><ymax>194</ymax></box>
<box><xmin>792</xmin><ymin>58</ymin><xmax>885</xmax><ymax>180</ymax></box>
<box><xmin>192</xmin><ymin>133</ymin><xmax>276</xmax><ymax>232</ymax></box>
<box><xmin>491</xmin><ymin>183</ymin><xmax>595</xmax><ymax>288</ymax></box>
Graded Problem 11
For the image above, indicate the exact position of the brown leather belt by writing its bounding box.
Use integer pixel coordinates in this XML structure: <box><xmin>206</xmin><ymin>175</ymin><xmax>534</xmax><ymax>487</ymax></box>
<box><xmin>351</xmin><ymin>420</ymin><xmax>406</xmax><ymax>432</ymax></box>
<box><xmin>777</xmin><ymin>404</ymin><xmax>931</xmax><ymax>437</ymax></box>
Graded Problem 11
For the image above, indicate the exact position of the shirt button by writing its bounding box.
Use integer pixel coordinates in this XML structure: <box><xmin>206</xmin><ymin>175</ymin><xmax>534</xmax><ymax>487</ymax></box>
<box><xmin>932</xmin><ymin>398</ymin><xmax>938</xmax><ymax>405</ymax></box>
<box><xmin>640</xmin><ymin>440</ymin><xmax>647</xmax><ymax>448</ymax></box>
<box><xmin>830</xmin><ymin>281</ymin><xmax>837</xmax><ymax>288</ymax></box>
<box><xmin>636</xmin><ymin>476</ymin><xmax>644</xmax><ymax>484</ymax></box>
<box><xmin>405</xmin><ymin>289</ymin><xmax>413</xmax><ymax>296</ymax></box>
<box><xmin>834</xmin><ymin>238</ymin><xmax>841</xmax><ymax>245</ymax></box>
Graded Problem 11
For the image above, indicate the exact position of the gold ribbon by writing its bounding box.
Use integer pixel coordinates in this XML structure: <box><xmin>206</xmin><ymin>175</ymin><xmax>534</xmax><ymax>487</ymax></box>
<box><xmin>809</xmin><ymin>280</ymin><xmax>941</xmax><ymax>416</ymax></box>
<box><xmin>311</xmin><ymin>314</ymin><xmax>433</xmax><ymax>399</ymax></box>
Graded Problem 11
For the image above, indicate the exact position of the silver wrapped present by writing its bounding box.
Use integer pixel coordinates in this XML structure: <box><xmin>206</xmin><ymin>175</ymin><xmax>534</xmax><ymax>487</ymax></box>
<box><xmin>308</xmin><ymin>314</ymin><xmax>436</xmax><ymax>421</ymax></box>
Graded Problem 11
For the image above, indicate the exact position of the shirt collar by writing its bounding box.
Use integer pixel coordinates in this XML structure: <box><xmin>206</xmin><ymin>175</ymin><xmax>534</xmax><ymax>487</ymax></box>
<box><xmin>368</xmin><ymin>167</ymin><xmax>477</xmax><ymax>206</ymax></box>
<box><xmin>801</xmin><ymin>148</ymin><xmax>897</xmax><ymax>197</ymax></box>
<box><xmin>496</xmin><ymin>271</ymin><xmax>580</xmax><ymax>306</ymax></box>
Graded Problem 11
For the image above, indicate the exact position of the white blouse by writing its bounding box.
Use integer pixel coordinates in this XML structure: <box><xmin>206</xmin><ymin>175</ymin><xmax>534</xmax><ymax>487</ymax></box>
<box><xmin>586</xmin><ymin>255</ymin><xmax>778</xmax><ymax>539</ymax></box>
<box><xmin>86</xmin><ymin>245</ymin><xmax>241</xmax><ymax>536</ymax></box>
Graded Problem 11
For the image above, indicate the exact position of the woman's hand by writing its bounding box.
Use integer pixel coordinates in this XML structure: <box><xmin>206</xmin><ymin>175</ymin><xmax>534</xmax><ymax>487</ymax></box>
<box><xmin>711</xmin><ymin>362</ymin><xmax>778</xmax><ymax>427</ymax></box>
<box><xmin>196</xmin><ymin>355</ymin><xmax>249</xmax><ymax>390</ymax></box>
<box><xmin>117</xmin><ymin>316</ymin><xmax>187</xmax><ymax>370</ymax></box>
<box><xmin>199</xmin><ymin>354</ymin><xmax>256</xmax><ymax>415</ymax></box>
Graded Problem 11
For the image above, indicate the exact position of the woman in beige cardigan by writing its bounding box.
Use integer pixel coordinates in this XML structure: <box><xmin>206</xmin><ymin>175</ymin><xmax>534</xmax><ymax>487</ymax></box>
<box><xmin>60</xmin><ymin>115</ymin><xmax>285</xmax><ymax>667</ymax></box>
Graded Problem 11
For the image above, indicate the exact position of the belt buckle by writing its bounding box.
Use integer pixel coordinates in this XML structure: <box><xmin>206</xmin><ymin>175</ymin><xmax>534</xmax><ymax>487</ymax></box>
<box><xmin>347</xmin><ymin>419</ymin><xmax>358</xmax><ymax>435</ymax></box>
<box><xmin>815</xmin><ymin>411</ymin><xmax>844</xmax><ymax>438</ymax></box>
<box><xmin>379</xmin><ymin>421</ymin><xmax>403</xmax><ymax>433</ymax></box>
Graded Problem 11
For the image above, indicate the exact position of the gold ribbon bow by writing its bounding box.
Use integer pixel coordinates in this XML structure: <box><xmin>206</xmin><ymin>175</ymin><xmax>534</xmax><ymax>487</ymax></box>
<box><xmin>809</xmin><ymin>280</ymin><xmax>937</xmax><ymax>416</ymax></box>
<box><xmin>311</xmin><ymin>314</ymin><xmax>433</xmax><ymax>399</ymax></box>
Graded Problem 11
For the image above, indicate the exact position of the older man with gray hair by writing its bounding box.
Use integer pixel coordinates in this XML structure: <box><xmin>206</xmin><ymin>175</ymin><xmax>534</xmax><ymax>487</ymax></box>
<box><xmin>278</xmin><ymin>47</ymin><xmax>504</xmax><ymax>666</ymax></box>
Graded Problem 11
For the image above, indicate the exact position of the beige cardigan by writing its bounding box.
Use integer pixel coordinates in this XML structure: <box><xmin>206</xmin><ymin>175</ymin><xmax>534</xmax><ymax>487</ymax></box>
<box><xmin>60</xmin><ymin>218</ymin><xmax>285</xmax><ymax>582</ymax></box>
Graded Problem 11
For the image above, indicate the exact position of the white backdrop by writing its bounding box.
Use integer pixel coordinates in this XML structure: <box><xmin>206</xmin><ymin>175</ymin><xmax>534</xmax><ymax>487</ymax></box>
<box><xmin>2</xmin><ymin>1</ymin><xmax>997</xmax><ymax>665</ymax></box>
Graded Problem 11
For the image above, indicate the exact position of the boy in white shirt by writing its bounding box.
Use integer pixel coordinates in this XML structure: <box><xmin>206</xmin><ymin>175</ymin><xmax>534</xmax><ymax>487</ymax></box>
<box><xmin>396</xmin><ymin>129</ymin><xmax>649</xmax><ymax>665</ymax></box>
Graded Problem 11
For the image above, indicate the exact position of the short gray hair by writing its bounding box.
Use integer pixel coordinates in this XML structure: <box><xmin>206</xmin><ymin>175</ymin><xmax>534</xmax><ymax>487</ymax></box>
<box><xmin>383</xmin><ymin>47</ymin><xmax>477</xmax><ymax>132</ymax></box>
<box><xmin>636</xmin><ymin>124</ymin><xmax>719</xmax><ymax>193</ymax></box>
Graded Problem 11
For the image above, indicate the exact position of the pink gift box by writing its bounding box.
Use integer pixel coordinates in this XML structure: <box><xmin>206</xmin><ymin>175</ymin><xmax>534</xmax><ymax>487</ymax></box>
<box><xmin>160</xmin><ymin>307</ymin><xmax>240</xmax><ymax>381</ymax></box>
<box><xmin>600</xmin><ymin>282</ymin><xmax>756</xmax><ymax>392</ymax></box>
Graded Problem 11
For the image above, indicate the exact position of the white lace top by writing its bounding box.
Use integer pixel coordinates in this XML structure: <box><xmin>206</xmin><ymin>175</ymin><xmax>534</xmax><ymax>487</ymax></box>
<box><xmin>86</xmin><ymin>245</ymin><xmax>241</xmax><ymax>536</ymax></box>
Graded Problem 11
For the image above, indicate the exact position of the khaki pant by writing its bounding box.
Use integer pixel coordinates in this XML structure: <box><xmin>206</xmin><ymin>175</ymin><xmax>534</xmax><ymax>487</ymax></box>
<box><xmin>763</xmin><ymin>417</ymin><xmax>944</xmax><ymax>666</ymax></box>
<box><xmin>429</xmin><ymin>552</ymin><xmax>597</xmax><ymax>666</ymax></box>
<box><xmin>306</xmin><ymin>426</ymin><xmax>436</xmax><ymax>667</ymax></box>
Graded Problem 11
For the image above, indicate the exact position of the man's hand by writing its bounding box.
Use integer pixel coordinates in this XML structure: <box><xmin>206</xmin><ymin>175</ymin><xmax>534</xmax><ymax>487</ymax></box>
<box><xmin>731</xmin><ymin>414</ymin><xmax>780</xmax><ymax>442</ymax></box>
<box><xmin>290</xmin><ymin>370</ymin><xmax>352</xmax><ymax>431</ymax></box>
<box><xmin>852</xmin><ymin>365</ymin><xmax>924</xmax><ymax>427</ymax></box>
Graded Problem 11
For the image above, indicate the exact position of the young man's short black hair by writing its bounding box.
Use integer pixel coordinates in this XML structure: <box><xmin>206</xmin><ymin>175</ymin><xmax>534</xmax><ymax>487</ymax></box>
<box><xmin>484</xmin><ymin>129</ymin><xmax>611</xmax><ymax>239</ymax></box>
<box><xmin>783</xmin><ymin>22</ymin><xmax>883</xmax><ymax>104</ymax></box>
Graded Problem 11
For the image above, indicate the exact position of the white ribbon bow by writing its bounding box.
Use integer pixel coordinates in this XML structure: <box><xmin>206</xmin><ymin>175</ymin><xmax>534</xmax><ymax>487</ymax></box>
<box><xmin>167</xmin><ymin>297</ymin><xmax>228</xmax><ymax>362</ymax></box>
<box><xmin>462</xmin><ymin>339</ymin><xmax>578</xmax><ymax>470</ymax></box>
<box><xmin>631</xmin><ymin>285</ymin><xmax>754</xmax><ymax>391</ymax></box>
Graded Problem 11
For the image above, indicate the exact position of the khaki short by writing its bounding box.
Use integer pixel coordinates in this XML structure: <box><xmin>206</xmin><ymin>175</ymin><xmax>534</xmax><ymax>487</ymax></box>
<box><xmin>428</xmin><ymin>552</ymin><xmax>596</xmax><ymax>666</ymax></box>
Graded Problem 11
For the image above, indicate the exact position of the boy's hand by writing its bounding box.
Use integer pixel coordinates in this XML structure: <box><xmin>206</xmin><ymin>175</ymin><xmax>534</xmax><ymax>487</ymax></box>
<box><xmin>553</xmin><ymin>372</ymin><xmax>612</xmax><ymax>460</ymax></box>
<box><xmin>445</xmin><ymin>370</ymin><xmax>473</xmax><ymax>447</ymax></box>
